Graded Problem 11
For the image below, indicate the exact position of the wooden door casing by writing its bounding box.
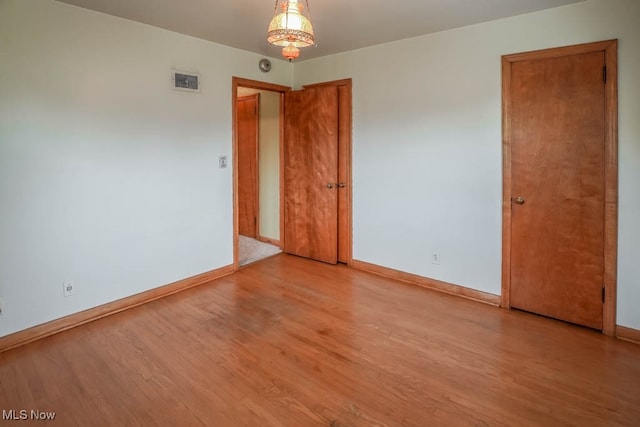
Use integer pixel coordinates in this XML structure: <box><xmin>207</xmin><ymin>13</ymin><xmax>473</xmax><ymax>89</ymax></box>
<box><xmin>284</xmin><ymin>86</ymin><xmax>339</xmax><ymax>264</ymax></box>
<box><xmin>337</xmin><ymin>85</ymin><xmax>351</xmax><ymax>264</ymax></box>
<box><xmin>502</xmin><ymin>40</ymin><xmax>618</xmax><ymax>333</ymax></box>
<box><xmin>232</xmin><ymin>78</ymin><xmax>291</xmax><ymax>271</ymax></box>
<box><xmin>237</xmin><ymin>94</ymin><xmax>259</xmax><ymax>238</ymax></box>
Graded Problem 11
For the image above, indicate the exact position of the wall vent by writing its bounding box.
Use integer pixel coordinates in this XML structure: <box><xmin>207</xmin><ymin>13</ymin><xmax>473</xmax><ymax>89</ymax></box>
<box><xmin>172</xmin><ymin>70</ymin><xmax>200</xmax><ymax>92</ymax></box>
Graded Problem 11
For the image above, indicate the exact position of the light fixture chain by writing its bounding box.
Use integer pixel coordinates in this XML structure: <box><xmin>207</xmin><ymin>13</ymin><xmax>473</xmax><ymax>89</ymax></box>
<box><xmin>305</xmin><ymin>0</ymin><xmax>312</xmax><ymax>20</ymax></box>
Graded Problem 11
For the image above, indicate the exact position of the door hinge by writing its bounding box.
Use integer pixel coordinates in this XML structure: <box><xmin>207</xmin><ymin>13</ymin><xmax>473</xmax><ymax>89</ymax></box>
<box><xmin>603</xmin><ymin>66</ymin><xmax>607</xmax><ymax>83</ymax></box>
<box><xmin>602</xmin><ymin>286</ymin><xmax>605</xmax><ymax>303</ymax></box>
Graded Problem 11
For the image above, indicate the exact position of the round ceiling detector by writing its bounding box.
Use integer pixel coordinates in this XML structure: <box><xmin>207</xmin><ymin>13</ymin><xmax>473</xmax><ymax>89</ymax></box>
<box><xmin>259</xmin><ymin>58</ymin><xmax>272</xmax><ymax>73</ymax></box>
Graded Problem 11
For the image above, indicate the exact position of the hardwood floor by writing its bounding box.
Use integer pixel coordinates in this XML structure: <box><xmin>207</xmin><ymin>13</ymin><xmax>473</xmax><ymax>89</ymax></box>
<box><xmin>1</xmin><ymin>254</ymin><xmax>639</xmax><ymax>426</ymax></box>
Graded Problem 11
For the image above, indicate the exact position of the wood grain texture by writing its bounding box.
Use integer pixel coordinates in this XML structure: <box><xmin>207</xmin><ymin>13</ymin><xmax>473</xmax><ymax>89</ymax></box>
<box><xmin>303</xmin><ymin>79</ymin><xmax>353</xmax><ymax>266</ymax></box>
<box><xmin>602</xmin><ymin>41</ymin><xmax>619</xmax><ymax>336</ymax></box>
<box><xmin>337</xmin><ymin>84</ymin><xmax>352</xmax><ymax>265</ymax></box>
<box><xmin>502</xmin><ymin>40</ymin><xmax>616</xmax><ymax>63</ymax></box>
<box><xmin>303</xmin><ymin>79</ymin><xmax>353</xmax><ymax>90</ymax></box>
<box><xmin>1</xmin><ymin>254</ymin><xmax>638</xmax><ymax>426</ymax></box>
<box><xmin>284</xmin><ymin>86</ymin><xmax>339</xmax><ymax>264</ymax></box>
<box><xmin>257</xmin><ymin>235</ymin><xmax>282</xmax><ymax>248</ymax></box>
<box><xmin>279</xmin><ymin>92</ymin><xmax>286</xmax><ymax>252</ymax></box>
<box><xmin>237</xmin><ymin>94</ymin><xmax>260</xmax><ymax>238</ymax></box>
<box><xmin>233</xmin><ymin>77</ymin><xmax>291</xmax><ymax>93</ymax></box>
<box><xmin>501</xmin><ymin>55</ymin><xmax>513</xmax><ymax>310</ymax></box>
<box><xmin>510</xmin><ymin>51</ymin><xmax>605</xmax><ymax>329</ymax></box>
<box><xmin>351</xmin><ymin>259</ymin><xmax>500</xmax><ymax>306</ymax></box>
<box><xmin>0</xmin><ymin>264</ymin><xmax>234</xmax><ymax>353</ymax></box>
<box><xmin>502</xmin><ymin>40</ymin><xmax>618</xmax><ymax>334</ymax></box>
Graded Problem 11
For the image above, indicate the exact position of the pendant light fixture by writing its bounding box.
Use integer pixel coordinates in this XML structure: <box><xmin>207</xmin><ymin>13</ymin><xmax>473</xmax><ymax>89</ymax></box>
<box><xmin>267</xmin><ymin>0</ymin><xmax>315</xmax><ymax>61</ymax></box>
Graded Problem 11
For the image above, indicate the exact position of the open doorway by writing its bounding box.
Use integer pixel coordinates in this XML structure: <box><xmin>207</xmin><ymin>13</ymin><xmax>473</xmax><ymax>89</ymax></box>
<box><xmin>232</xmin><ymin>77</ymin><xmax>353</xmax><ymax>269</ymax></box>
<box><xmin>232</xmin><ymin>78</ymin><xmax>290</xmax><ymax>268</ymax></box>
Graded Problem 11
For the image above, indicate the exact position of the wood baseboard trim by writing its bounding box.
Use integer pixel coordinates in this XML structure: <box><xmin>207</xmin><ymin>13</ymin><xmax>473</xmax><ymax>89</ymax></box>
<box><xmin>0</xmin><ymin>264</ymin><xmax>235</xmax><ymax>353</ymax></box>
<box><xmin>351</xmin><ymin>259</ymin><xmax>500</xmax><ymax>306</ymax></box>
<box><xmin>616</xmin><ymin>325</ymin><xmax>640</xmax><ymax>344</ymax></box>
<box><xmin>257</xmin><ymin>235</ymin><xmax>283</xmax><ymax>248</ymax></box>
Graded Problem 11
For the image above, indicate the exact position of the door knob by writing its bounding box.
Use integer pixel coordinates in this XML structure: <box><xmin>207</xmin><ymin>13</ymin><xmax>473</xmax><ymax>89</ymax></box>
<box><xmin>327</xmin><ymin>183</ymin><xmax>345</xmax><ymax>189</ymax></box>
<box><xmin>514</xmin><ymin>196</ymin><xmax>525</xmax><ymax>205</ymax></box>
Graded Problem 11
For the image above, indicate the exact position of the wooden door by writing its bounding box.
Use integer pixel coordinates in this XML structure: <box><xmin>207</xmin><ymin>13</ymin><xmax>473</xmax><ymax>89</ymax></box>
<box><xmin>237</xmin><ymin>94</ymin><xmax>259</xmax><ymax>238</ymax></box>
<box><xmin>284</xmin><ymin>86</ymin><xmax>339</xmax><ymax>264</ymax></box>
<box><xmin>507</xmin><ymin>49</ymin><xmax>608</xmax><ymax>330</ymax></box>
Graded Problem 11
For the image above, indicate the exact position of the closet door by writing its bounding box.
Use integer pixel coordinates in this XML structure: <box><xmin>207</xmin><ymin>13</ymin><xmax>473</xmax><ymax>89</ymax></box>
<box><xmin>506</xmin><ymin>48</ymin><xmax>609</xmax><ymax>329</ymax></box>
<box><xmin>283</xmin><ymin>86</ymin><xmax>339</xmax><ymax>264</ymax></box>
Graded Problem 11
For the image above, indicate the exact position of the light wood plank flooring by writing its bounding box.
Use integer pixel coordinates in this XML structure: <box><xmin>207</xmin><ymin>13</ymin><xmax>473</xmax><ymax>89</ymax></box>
<box><xmin>1</xmin><ymin>254</ymin><xmax>639</xmax><ymax>426</ymax></box>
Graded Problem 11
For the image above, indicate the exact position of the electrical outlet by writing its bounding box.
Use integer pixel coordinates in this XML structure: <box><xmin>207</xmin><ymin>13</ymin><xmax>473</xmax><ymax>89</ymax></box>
<box><xmin>432</xmin><ymin>252</ymin><xmax>441</xmax><ymax>265</ymax></box>
<box><xmin>63</xmin><ymin>282</ymin><xmax>75</xmax><ymax>297</ymax></box>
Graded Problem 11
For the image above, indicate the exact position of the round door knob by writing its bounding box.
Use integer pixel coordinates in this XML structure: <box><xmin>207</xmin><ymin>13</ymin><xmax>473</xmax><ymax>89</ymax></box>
<box><xmin>327</xmin><ymin>183</ymin><xmax>334</xmax><ymax>189</ymax></box>
<box><xmin>515</xmin><ymin>196</ymin><xmax>525</xmax><ymax>205</ymax></box>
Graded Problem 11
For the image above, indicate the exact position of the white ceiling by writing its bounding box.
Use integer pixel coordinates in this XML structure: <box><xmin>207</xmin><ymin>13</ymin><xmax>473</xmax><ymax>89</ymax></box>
<box><xmin>56</xmin><ymin>0</ymin><xmax>586</xmax><ymax>61</ymax></box>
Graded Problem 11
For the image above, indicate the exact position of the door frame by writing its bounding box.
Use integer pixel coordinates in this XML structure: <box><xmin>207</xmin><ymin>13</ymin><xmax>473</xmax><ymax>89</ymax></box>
<box><xmin>232</xmin><ymin>77</ymin><xmax>290</xmax><ymax>270</ymax></box>
<box><xmin>501</xmin><ymin>40</ymin><xmax>618</xmax><ymax>335</ymax></box>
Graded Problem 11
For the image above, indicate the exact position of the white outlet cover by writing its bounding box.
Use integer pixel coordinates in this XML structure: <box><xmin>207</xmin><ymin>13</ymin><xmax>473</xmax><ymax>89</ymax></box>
<box><xmin>63</xmin><ymin>282</ymin><xmax>75</xmax><ymax>297</ymax></box>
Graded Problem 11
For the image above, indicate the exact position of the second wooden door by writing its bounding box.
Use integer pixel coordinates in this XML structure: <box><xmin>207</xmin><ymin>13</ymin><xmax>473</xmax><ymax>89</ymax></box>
<box><xmin>237</xmin><ymin>94</ymin><xmax>259</xmax><ymax>238</ymax></box>
<box><xmin>284</xmin><ymin>86</ymin><xmax>339</xmax><ymax>264</ymax></box>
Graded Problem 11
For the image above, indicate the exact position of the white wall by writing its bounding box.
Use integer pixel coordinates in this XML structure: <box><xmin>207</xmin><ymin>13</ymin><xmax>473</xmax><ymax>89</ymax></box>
<box><xmin>257</xmin><ymin>91</ymin><xmax>281</xmax><ymax>241</ymax></box>
<box><xmin>294</xmin><ymin>0</ymin><xmax>640</xmax><ymax>329</ymax></box>
<box><xmin>236</xmin><ymin>88</ymin><xmax>281</xmax><ymax>241</ymax></box>
<box><xmin>0</xmin><ymin>0</ymin><xmax>292</xmax><ymax>337</ymax></box>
